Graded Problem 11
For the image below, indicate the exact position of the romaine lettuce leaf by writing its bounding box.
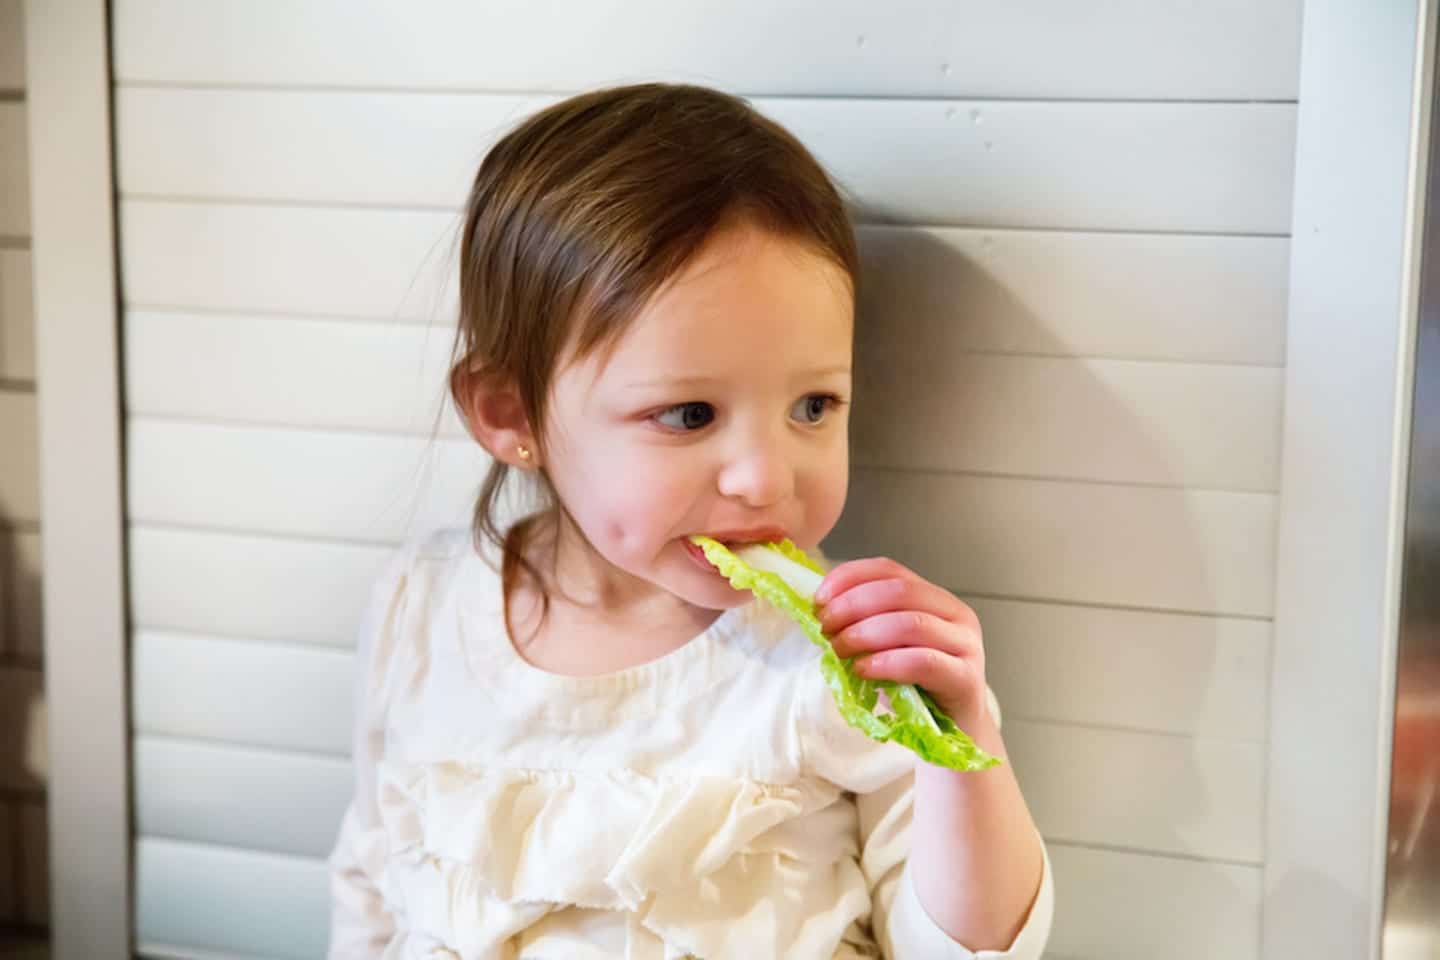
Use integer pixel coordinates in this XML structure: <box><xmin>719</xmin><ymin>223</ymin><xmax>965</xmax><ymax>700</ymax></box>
<box><xmin>691</xmin><ymin>536</ymin><xmax>1001</xmax><ymax>772</ymax></box>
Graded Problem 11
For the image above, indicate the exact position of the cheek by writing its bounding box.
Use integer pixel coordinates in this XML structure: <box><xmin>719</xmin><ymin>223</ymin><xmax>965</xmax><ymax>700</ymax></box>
<box><xmin>575</xmin><ymin>459</ymin><xmax>697</xmax><ymax>557</ymax></box>
<box><xmin>597</xmin><ymin>515</ymin><xmax>642</xmax><ymax>557</ymax></box>
<box><xmin>803</xmin><ymin>443</ymin><xmax>850</xmax><ymax>538</ymax></box>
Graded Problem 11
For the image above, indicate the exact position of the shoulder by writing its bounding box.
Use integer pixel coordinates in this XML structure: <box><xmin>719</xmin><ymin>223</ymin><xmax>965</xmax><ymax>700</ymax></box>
<box><xmin>365</xmin><ymin>526</ymin><xmax>489</xmax><ymax>620</ymax></box>
<box><xmin>352</xmin><ymin>526</ymin><xmax>491</xmax><ymax>705</ymax></box>
<box><xmin>405</xmin><ymin>525</ymin><xmax>483</xmax><ymax>580</ymax></box>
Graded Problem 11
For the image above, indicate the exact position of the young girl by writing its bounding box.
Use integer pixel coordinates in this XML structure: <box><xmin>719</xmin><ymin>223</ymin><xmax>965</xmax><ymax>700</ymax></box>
<box><xmin>328</xmin><ymin>82</ymin><xmax>1052</xmax><ymax>960</ymax></box>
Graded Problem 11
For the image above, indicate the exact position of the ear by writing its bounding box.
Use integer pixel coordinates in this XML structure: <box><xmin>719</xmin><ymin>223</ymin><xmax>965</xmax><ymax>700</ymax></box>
<box><xmin>450</xmin><ymin>364</ymin><xmax>540</xmax><ymax>469</ymax></box>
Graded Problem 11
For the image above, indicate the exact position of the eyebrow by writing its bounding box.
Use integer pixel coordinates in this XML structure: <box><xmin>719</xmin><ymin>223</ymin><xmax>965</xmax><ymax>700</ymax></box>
<box><xmin>623</xmin><ymin>366</ymin><xmax>852</xmax><ymax>390</ymax></box>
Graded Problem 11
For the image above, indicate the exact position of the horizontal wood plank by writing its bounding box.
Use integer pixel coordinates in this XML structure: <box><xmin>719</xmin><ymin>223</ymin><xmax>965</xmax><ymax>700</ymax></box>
<box><xmin>135</xmin><ymin>837</ymin><xmax>328</xmax><ymax>960</ymax></box>
<box><xmin>1047</xmin><ymin>843</ymin><xmax>1261</xmax><ymax>960</ymax></box>
<box><xmin>856</xmin><ymin>227</ymin><xmax>1288</xmax><ymax>366</ymax></box>
<box><xmin>125</xmin><ymin>418</ymin><xmax>487</xmax><ymax>544</ymax></box>
<box><xmin>768</xmin><ymin>99</ymin><xmax>1295</xmax><ymax>234</ymax></box>
<box><xmin>828</xmin><ymin>468</ymin><xmax>1277</xmax><ymax>617</ymax></box>
<box><xmin>131</xmin><ymin>631</ymin><xmax>353</xmax><ymax>755</ymax></box>
<box><xmin>0</xmin><ymin>388</ymin><xmax>38</xmax><ymax>524</ymax></box>
<box><xmin>115</xmin><ymin>87</ymin><xmax>545</xmax><ymax>209</ymax></box>
<box><xmin>0</xmin><ymin>248</ymin><xmax>34</xmax><ymax>382</ymax></box>
<box><xmin>978</xmin><ymin>597</ymin><xmax>1269</xmax><ymax>741</ymax></box>
<box><xmin>0</xmin><ymin>103</ymin><xmax>28</xmax><ymax>236</ymax></box>
<box><xmin>124</xmin><ymin>310</ymin><xmax>464</xmax><ymax>437</ymax></box>
<box><xmin>118</xmin><ymin>201</ymin><xmax>458</xmax><ymax>321</ymax></box>
<box><xmin>1008</xmin><ymin>720</ymin><xmax>1264</xmax><ymax>864</ymax></box>
<box><xmin>852</xmin><ymin>352</ymin><xmax>1282</xmax><ymax>492</ymax></box>
<box><xmin>135</xmin><ymin>737</ymin><xmax>351</xmax><ymax>860</ymax></box>
<box><xmin>112</xmin><ymin>0</ymin><xmax>1302</xmax><ymax>101</ymax></box>
<box><xmin>117</xmin><ymin>88</ymin><xmax>1297</xmax><ymax>234</ymax></box>
<box><xmin>128</xmin><ymin>527</ymin><xmax>390</xmax><ymax>647</ymax></box>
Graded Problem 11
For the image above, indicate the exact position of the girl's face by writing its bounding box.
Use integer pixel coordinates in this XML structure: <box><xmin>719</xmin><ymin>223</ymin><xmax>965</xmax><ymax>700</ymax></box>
<box><xmin>541</xmin><ymin>220</ymin><xmax>854</xmax><ymax>611</ymax></box>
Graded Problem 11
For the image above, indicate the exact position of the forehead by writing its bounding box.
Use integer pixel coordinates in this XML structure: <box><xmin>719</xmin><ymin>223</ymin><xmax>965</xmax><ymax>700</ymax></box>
<box><xmin>598</xmin><ymin>223</ymin><xmax>854</xmax><ymax>381</ymax></box>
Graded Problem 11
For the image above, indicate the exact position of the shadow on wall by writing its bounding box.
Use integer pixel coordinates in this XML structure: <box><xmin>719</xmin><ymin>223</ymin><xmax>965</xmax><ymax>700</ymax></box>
<box><xmin>827</xmin><ymin>226</ymin><xmax>1251</xmax><ymax>951</ymax></box>
<box><xmin>0</xmin><ymin>516</ymin><xmax>50</xmax><ymax>934</ymax></box>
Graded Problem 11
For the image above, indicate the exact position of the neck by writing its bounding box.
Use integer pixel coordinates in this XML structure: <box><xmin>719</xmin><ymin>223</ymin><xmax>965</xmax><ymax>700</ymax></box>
<box><xmin>505</xmin><ymin>510</ymin><xmax>722</xmax><ymax>676</ymax></box>
<box><xmin>550</xmin><ymin>512</ymin><xmax>649</xmax><ymax>604</ymax></box>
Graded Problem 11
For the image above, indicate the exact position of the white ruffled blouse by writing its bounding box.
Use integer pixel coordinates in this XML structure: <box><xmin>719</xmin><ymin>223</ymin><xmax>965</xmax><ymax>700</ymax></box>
<box><xmin>327</xmin><ymin>529</ymin><xmax>1054</xmax><ymax>959</ymax></box>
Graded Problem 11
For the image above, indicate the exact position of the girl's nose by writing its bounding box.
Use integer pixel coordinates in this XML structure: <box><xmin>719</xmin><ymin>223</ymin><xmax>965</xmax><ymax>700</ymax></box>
<box><xmin>716</xmin><ymin>442</ymin><xmax>795</xmax><ymax>509</ymax></box>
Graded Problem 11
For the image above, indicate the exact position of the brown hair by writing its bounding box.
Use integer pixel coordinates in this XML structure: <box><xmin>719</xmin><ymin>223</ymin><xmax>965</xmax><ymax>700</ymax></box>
<box><xmin>449</xmin><ymin>82</ymin><xmax>859</xmax><ymax>615</ymax></box>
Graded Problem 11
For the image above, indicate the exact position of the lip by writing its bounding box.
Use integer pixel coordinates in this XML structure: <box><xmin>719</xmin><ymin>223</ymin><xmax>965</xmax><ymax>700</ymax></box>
<box><xmin>699</xmin><ymin>527</ymin><xmax>789</xmax><ymax>547</ymax></box>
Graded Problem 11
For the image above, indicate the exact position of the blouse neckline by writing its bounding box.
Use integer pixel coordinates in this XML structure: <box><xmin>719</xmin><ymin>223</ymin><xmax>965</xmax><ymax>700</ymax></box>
<box><xmin>456</xmin><ymin>541</ymin><xmax>755</xmax><ymax>698</ymax></box>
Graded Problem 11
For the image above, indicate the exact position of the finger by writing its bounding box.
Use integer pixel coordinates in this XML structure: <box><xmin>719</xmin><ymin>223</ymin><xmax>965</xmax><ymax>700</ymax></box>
<box><xmin>818</xmin><ymin>576</ymin><xmax>969</xmax><ymax>636</ymax></box>
<box><xmin>854</xmin><ymin>648</ymin><xmax>987</xmax><ymax>727</ymax></box>
<box><xmin>854</xmin><ymin>645</ymin><xmax>981</xmax><ymax>696</ymax></box>
<box><xmin>830</xmin><ymin>610</ymin><xmax>976</xmax><ymax>661</ymax></box>
<box><xmin>814</xmin><ymin>556</ymin><xmax>920</xmax><ymax>606</ymax></box>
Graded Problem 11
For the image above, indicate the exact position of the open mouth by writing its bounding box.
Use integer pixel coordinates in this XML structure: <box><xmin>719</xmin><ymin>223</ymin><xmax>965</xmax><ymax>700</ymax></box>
<box><xmin>683</xmin><ymin>531</ymin><xmax>788</xmax><ymax>573</ymax></box>
<box><xmin>683</xmin><ymin>538</ymin><xmax>723</xmax><ymax>572</ymax></box>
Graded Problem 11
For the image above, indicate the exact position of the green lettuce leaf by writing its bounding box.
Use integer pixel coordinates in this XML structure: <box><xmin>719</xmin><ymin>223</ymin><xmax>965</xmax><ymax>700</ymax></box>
<box><xmin>691</xmin><ymin>536</ymin><xmax>1001</xmax><ymax>772</ymax></box>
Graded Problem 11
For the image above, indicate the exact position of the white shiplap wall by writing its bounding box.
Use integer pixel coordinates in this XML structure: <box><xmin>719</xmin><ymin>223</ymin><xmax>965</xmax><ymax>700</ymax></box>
<box><xmin>0</xmin><ymin>0</ymin><xmax>49</xmax><ymax>937</ymax></box>
<box><xmin>112</xmin><ymin>3</ymin><xmax>1300</xmax><ymax>958</ymax></box>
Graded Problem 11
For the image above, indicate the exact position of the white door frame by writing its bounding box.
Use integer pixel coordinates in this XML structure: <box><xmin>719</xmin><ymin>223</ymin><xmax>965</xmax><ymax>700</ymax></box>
<box><xmin>25</xmin><ymin>0</ymin><xmax>131</xmax><ymax>956</ymax></box>
<box><xmin>1263</xmin><ymin>0</ymin><xmax>1432</xmax><ymax>957</ymax></box>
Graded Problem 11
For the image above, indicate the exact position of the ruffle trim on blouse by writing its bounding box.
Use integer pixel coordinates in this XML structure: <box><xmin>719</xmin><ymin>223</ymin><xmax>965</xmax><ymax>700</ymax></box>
<box><xmin>375</xmin><ymin>761</ymin><xmax>870</xmax><ymax>959</ymax></box>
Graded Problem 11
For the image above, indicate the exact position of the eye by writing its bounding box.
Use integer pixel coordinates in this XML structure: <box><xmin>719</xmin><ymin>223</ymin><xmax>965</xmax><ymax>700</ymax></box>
<box><xmin>654</xmin><ymin>402</ymin><xmax>716</xmax><ymax>431</ymax></box>
<box><xmin>791</xmin><ymin>393</ymin><xmax>842</xmax><ymax>425</ymax></box>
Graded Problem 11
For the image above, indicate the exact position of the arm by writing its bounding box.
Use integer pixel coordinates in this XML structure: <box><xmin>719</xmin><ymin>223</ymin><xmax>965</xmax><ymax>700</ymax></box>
<box><xmin>327</xmin><ymin>548</ymin><xmax>414</xmax><ymax>958</ymax></box>
<box><xmin>328</xmin><ymin>799</ymin><xmax>394</xmax><ymax>959</ymax></box>
<box><xmin>907</xmin><ymin>706</ymin><xmax>1048</xmax><ymax>952</ymax></box>
<box><xmin>815</xmin><ymin>559</ymin><xmax>1054</xmax><ymax>957</ymax></box>
<box><xmin>798</xmin><ymin>653</ymin><xmax>1052</xmax><ymax>959</ymax></box>
<box><xmin>858</xmin><ymin>695</ymin><xmax>1052</xmax><ymax>960</ymax></box>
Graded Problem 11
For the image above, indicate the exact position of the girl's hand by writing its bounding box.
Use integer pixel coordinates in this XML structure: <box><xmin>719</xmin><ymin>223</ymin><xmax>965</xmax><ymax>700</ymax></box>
<box><xmin>814</xmin><ymin>557</ymin><xmax>988</xmax><ymax>731</ymax></box>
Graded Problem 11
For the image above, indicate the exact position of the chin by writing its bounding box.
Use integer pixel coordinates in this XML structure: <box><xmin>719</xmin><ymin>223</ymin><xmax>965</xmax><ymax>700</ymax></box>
<box><xmin>699</xmin><ymin>585</ymin><xmax>754</xmax><ymax>610</ymax></box>
<box><xmin>663</xmin><ymin>570</ymin><xmax>752</xmax><ymax>611</ymax></box>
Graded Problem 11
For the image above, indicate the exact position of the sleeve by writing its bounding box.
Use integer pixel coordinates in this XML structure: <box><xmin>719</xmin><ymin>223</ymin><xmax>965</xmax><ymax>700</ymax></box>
<box><xmin>326</xmin><ymin>544</ymin><xmax>416</xmax><ymax>959</ymax></box>
<box><xmin>798</xmin><ymin>674</ymin><xmax>1054</xmax><ymax>960</ymax></box>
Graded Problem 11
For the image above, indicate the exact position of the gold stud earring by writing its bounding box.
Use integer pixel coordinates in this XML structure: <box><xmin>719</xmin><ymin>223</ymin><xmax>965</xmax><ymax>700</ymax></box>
<box><xmin>516</xmin><ymin>443</ymin><xmax>533</xmax><ymax>463</ymax></box>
